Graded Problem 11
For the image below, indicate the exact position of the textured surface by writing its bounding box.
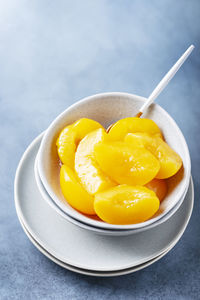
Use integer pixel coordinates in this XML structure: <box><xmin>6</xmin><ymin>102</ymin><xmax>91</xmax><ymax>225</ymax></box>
<box><xmin>0</xmin><ymin>0</ymin><xmax>200</xmax><ymax>299</ymax></box>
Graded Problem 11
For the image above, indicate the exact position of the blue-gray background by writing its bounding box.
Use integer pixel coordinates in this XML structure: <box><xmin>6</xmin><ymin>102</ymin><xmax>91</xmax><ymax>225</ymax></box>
<box><xmin>1</xmin><ymin>0</ymin><xmax>200</xmax><ymax>299</ymax></box>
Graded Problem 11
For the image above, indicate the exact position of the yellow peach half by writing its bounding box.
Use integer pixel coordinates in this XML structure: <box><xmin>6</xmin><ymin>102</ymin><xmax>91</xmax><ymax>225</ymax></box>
<box><xmin>57</xmin><ymin>118</ymin><xmax>103</xmax><ymax>168</ymax></box>
<box><xmin>145</xmin><ymin>178</ymin><xmax>167</xmax><ymax>202</ymax></box>
<box><xmin>60</xmin><ymin>165</ymin><xmax>95</xmax><ymax>215</ymax></box>
<box><xmin>94</xmin><ymin>141</ymin><xmax>160</xmax><ymax>186</ymax></box>
<box><xmin>125</xmin><ymin>133</ymin><xmax>182</xmax><ymax>179</ymax></box>
<box><xmin>75</xmin><ymin>128</ymin><xmax>116</xmax><ymax>195</ymax></box>
<box><xmin>94</xmin><ymin>185</ymin><xmax>160</xmax><ymax>225</ymax></box>
<box><xmin>108</xmin><ymin>117</ymin><xmax>162</xmax><ymax>141</ymax></box>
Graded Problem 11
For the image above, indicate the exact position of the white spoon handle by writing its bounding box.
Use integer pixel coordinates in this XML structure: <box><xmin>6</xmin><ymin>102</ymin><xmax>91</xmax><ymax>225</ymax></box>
<box><xmin>138</xmin><ymin>45</ymin><xmax>194</xmax><ymax>115</ymax></box>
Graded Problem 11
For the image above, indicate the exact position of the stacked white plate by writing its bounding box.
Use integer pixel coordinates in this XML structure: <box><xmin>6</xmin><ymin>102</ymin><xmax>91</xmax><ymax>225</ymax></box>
<box><xmin>15</xmin><ymin>92</ymin><xmax>193</xmax><ymax>276</ymax></box>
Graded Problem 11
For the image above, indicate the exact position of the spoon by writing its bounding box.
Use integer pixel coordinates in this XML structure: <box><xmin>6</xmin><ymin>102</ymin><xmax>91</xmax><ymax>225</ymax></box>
<box><xmin>107</xmin><ymin>44</ymin><xmax>194</xmax><ymax>131</ymax></box>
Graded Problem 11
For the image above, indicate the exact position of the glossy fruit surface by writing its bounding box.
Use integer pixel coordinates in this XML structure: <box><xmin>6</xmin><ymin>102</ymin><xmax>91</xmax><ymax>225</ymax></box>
<box><xmin>56</xmin><ymin>125</ymin><xmax>76</xmax><ymax>168</ymax></box>
<box><xmin>94</xmin><ymin>185</ymin><xmax>160</xmax><ymax>224</ymax></box>
<box><xmin>125</xmin><ymin>133</ymin><xmax>182</xmax><ymax>179</ymax></box>
<box><xmin>75</xmin><ymin>128</ymin><xmax>115</xmax><ymax>194</ymax></box>
<box><xmin>57</xmin><ymin>117</ymin><xmax>182</xmax><ymax>225</ymax></box>
<box><xmin>154</xmin><ymin>137</ymin><xmax>183</xmax><ymax>179</ymax></box>
<box><xmin>94</xmin><ymin>141</ymin><xmax>160</xmax><ymax>185</ymax></box>
<box><xmin>108</xmin><ymin>117</ymin><xmax>162</xmax><ymax>140</ymax></box>
<box><xmin>57</xmin><ymin>118</ymin><xmax>102</xmax><ymax>168</ymax></box>
<box><xmin>60</xmin><ymin>165</ymin><xmax>95</xmax><ymax>215</ymax></box>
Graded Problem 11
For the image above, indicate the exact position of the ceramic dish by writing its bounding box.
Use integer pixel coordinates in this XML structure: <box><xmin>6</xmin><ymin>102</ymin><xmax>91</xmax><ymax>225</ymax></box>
<box><xmin>14</xmin><ymin>134</ymin><xmax>193</xmax><ymax>272</ymax></box>
<box><xmin>37</xmin><ymin>92</ymin><xmax>191</xmax><ymax>230</ymax></box>
<box><xmin>19</xmin><ymin>216</ymin><xmax>181</xmax><ymax>277</ymax></box>
<box><xmin>35</xmin><ymin>134</ymin><xmax>189</xmax><ymax>236</ymax></box>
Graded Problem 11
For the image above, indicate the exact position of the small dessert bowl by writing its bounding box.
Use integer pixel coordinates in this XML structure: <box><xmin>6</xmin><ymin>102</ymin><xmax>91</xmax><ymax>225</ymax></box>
<box><xmin>37</xmin><ymin>92</ymin><xmax>191</xmax><ymax>230</ymax></box>
<box><xmin>35</xmin><ymin>149</ymin><xmax>190</xmax><ymax>236</ymax></box>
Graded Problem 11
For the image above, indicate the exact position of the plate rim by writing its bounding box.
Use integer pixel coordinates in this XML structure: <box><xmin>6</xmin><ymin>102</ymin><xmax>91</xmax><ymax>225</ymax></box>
<box><xmin>18</xmin><ymin>215</ymin><xmax>183</xmax><ymax>277</ymax></box>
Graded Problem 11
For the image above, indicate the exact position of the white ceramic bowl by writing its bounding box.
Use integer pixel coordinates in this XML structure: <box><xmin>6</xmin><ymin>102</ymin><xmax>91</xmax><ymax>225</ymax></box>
<box><xmin>38</xmin><ymin>92</ymin><xmax>191</xmax><ymax>230</ymax></box>
<box><xmin>35</xmin><ymin>150</ymin><xmax>190</xmax><ymax>236</ymax></box>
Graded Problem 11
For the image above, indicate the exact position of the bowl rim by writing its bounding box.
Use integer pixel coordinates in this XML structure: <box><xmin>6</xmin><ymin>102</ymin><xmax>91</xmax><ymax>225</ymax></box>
<box><xmin>38</xmin><ymin>92</ymin><xmax>191</xmax><ymax>230</ymax></box>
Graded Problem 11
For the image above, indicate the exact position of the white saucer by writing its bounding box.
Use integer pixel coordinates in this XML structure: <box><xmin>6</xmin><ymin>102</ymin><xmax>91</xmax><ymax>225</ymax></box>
<box><xmin>14</xmin><ymin>134</ymin><xmax>193</xmax><ymax>272</ymax></box>
<box><xmin>18</xmin><ymin>215</ymin><xmax>178</xmax><ymax>277</ymax></box>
